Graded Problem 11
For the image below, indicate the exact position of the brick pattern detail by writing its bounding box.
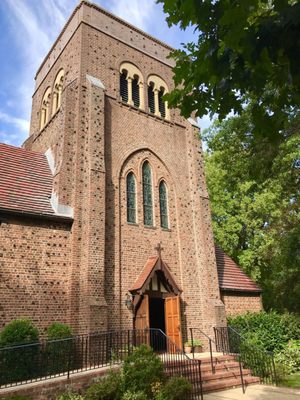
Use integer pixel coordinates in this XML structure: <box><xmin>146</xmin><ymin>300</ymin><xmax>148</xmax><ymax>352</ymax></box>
<box><xmin>0</xmin><ymin>217</ymin><xmax>71</xmax><ymax>332</ymax></box>
<box><xmin>221</xmin><ymin>292</ymin><xmax>263</xmax><ymax>316</ymax></box>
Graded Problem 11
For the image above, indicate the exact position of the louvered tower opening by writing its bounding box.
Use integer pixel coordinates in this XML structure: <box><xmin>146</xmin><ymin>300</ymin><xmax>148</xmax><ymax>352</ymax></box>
<box><xmin>132</xmin><ymin>76</ymin><xmax>140</xmax><ymax>108</ymax></box>
<box><xmin>158</xmin><ymin>88</ymin><xmax>166</xmax><ymax>118</ymax></box>
<box><xmin>148</xmin><ymin>84</ymin><xmax>155</xmax><ymax>114</ymax></box>
<box><xmin>120</xmin><ymin>71</ymin><xmax>128</xmax><ymax>102</ymax></box>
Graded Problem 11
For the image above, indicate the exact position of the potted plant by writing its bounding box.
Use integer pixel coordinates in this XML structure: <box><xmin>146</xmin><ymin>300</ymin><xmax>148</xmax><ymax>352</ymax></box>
<box><xmin>184</xmin><ymin>339</ymin><xmax>203</xmax><ymax>354</ymax></box>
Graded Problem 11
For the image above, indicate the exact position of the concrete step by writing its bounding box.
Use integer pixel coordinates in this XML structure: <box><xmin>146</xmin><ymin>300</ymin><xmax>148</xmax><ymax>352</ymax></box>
<box><xmin>202</xmin><ymin>369</ymin><xmax>253</xmax><ymax>382</ymax></box>
<box><xmin>201</xmin><ymin>361</ymin><xmax>241</xmax><ymax>372</ymax></box>
<box><xmin>202</xmin><ymin>375</ymin><xmax>261</xmax><ymax>393</ymax></box>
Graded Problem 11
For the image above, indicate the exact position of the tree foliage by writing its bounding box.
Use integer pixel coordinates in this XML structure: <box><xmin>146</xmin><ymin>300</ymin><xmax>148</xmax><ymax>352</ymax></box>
<box><xmin>159</xmin><ymin>0</ymin><xmax>300</xmax><ymax>138</ymax></box>
<box><xmin>204</xmin><ymin>108</ymin><xmax>300</xmax><ymax>312</ymax></box>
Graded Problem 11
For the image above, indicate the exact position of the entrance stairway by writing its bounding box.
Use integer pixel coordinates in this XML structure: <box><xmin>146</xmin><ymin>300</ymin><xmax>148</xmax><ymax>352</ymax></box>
<box><xmin>164</xmin><ymin>354</ymin><xmax>260</xmax><ymax>395</ymax></box>
<box><xmin>201</xmin><ymin>354</ymin><xmax>260</xmax><ymax>392</ymax></box>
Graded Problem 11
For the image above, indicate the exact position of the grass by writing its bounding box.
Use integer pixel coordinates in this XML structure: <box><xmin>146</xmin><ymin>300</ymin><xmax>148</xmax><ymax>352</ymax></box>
<box><xmin>280</xmin><ymin>372</ymin><xmax>300</xmax><ymax>388</ymax></box>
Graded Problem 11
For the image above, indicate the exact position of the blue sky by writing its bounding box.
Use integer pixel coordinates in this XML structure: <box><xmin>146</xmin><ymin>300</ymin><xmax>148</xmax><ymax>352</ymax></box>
<box><xmin>0</xmin><ymin>0</ymin><xmax>211</xmax><ymax>147</ymax></box>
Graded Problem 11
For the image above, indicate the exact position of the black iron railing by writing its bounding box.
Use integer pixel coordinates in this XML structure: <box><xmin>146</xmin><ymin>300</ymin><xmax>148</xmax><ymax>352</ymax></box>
<box><xmin>214</xmin><ymin>326</ymin><xmax>277</xmax><ymax>385</ymax></box>
<box><xmin>189</xmin><ymin>327</ymin><xmax>216</xmax><ymax>373</ymax></box>
<box><xmin>190</xmin><ymin>327</ymin><xmax>246</xmax><ymax>393</ymax></box>
<box><xmin>0</xmin><ymin>329</ymin><xmax>203</xmax><ymax>400</ymax></box>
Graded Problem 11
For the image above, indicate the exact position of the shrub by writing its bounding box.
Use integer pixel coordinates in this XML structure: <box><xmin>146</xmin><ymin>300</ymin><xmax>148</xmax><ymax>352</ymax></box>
<box><xmin>275</xmin><ymin>340</ymin><xmax>300</xmax><ymax>374</ymax></box>
<box><xmin>121</xmin><ymin>391</ymin><xmax>148</xmax><ymax>400</ymax></box>
<box><xmin>0</xmin><ymin>319</ymin><xmax>39</xmax><ymax>347</ymax></box>
<box><xmin>45</xmin><ymin>323</ymin><xmax>73</xmax><ymax>375</ymax></box>
<box><xmin>122</xmin><ymin>345</ymin><xmax>164</xmax><ymax>398</ymax></box>
<box><xmin>85</xmin><ymin>370</ymin><xmax>123</xmax><ymax>400</ymax></box>
<box><xmin>156</xmin><ymin>377</ymin><xmax>192</xmax><ymax>400</ymax></box>
<box><xmin>228</xmin><ymin>311</ymin><xmax>300</xmax><ymax>352</ymax></box>
<box><xmin>46</xmin><ymin>322</ymin><xmax>73</xmax><ymax>340</ymax></box>
<box><xmin>184</xmin><ymin>339</ymin><xmax>203</xmax><ymax>347</ymax></box>
<box><xmin>0</xmin><ymin>319</ymin><xmax>39</xmax><ymax>385</ymax></box>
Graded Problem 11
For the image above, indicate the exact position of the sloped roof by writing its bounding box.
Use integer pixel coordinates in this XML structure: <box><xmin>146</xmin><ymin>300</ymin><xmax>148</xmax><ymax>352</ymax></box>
<box><xmin>129</xmin><ymin>255</ymin><xmax>182</xmax><ymax>295</ymax></box>
<box><xmin>0</xmin><ymin>143</ymin><xmax>55</xmax><ymax>217</ymax></box>
<box><xmin>215</xmin><ymin>245</ymin><xmax>261</xmax><ymax>293</ymax></box>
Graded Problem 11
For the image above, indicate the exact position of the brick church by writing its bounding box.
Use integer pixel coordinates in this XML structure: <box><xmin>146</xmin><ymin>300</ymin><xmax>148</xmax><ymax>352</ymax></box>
<box><xmin>0</xmin><ymin>1</ymin><xmax>261</xmax><ymax>346</ymax></box>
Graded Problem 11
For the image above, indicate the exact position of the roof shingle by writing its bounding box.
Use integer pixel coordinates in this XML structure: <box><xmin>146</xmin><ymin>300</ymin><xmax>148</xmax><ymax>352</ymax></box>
<box><xmin>0</xmin><ymin>143</ymin><xmax>55</xmax><ymax>216</ymax></box>
<box><xmin>215</xmin><ymin>245</ymin><xmax>261</xmax><ymax>293</ymax></box>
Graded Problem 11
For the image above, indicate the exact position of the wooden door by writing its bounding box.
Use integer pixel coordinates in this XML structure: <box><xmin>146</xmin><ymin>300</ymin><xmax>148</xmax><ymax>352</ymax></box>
<box><xmin>165</xmin><ymin>296</ymin><xmax>182</xmax><ymax>351</ymax></box>
<box><xmin>135</xmin><ymin>295</ymin><xmax>149</xmax><ymax>345</ymax></box>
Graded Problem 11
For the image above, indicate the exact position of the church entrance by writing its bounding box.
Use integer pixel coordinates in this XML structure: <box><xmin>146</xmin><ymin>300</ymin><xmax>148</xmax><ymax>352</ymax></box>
<box><xmin>134</xmin><ymin>293</ymin><xmax>182</xmax><ymax>350</ymax></box>
<box><xmin>149</xmin><ymin>297</ymin><xmax>165</xmax><ymax>332</ymax></box>
<box><xmin>130</xmin><ymin>245</ymin><xmax>183</xmax><ymax>350</ymax></box>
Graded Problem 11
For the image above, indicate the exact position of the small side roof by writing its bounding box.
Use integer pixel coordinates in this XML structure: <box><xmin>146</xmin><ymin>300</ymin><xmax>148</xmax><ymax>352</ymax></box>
<box><xmin>215</xmin><ymin>245</ymin><xmax>261</xmax><ymax>293</ymax></box>
<box><xmin>0</xmin><ymin>143</ymin><xmax>71</xmax><ymax>221</ymax></box>
<box><xmin>129</xmin><ymin>255</ymin><xmax>182</xmax><ymax>295</ymax></box>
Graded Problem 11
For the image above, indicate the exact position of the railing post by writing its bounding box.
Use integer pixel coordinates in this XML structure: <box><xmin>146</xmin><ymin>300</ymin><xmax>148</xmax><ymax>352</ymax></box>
<box><xmin>189</xmin><ymin>327</ymin><xmax>195</xmax><ymax>359</ymax></box>
<box><xmin>198</xmin><ymin>360</ymin><xmax>203</xmax><ymax>400</ymax></box>
<box><xmin>209</xmin><ymin>339</ymin><xmax>215</xmax><ymax>373</ymax></box>
<box><xmin>238</xmin><ymin>357</ymin><xmax>245</xmax><ymax>394</ymax></box>
<box><xmin>67</xmin><ymin>338</ymin><xmax>71</xmax><ymax>379</ymax></box>
<box><xmin>271</xmin><ymin>353</ymin><xmax>278</xmax><ymax>385</ymax></box>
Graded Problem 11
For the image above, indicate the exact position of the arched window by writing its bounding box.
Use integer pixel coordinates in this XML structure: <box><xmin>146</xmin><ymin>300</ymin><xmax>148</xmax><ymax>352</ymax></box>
<box><xmin>120</xmin><ymin>70</ymin><xmax>128</xmax><ymax>102</ymax></box>
<box><xmin>40</xmin><ymin>87</ymin><xmax>51</xmax><ymax>130</ymax></box>
<box><xmin>148</xmin><ymin>83</ymin><xmax>155</xmax><ymax>114</ymax></box>
<box><xmin>127</xmin><ymin>172</ymin><xmax>137</xmax><ymax>223</ymax></box>
<box><xmin>159</xmin><ymin>181</ymin><xmax>168</xmax><ymax>229</ymax></box>
<box><xmin>158</xmin><ymin>88</ymin><xmax>166</xmax><ymax>119</ymax></box>
<box><xmin>147</xmin><ymin>75</ymin><xmax>170</xmax><ymax>120</ymax></box>
<box><xmin>119</xmin><ymin>62</ymin><xmax>144</xmax><ymax>109</ymax></box>
<box><xmin>52</xmin><ymin>69</ymin><xmax>64</xmax><ymax>115</ymax></box>
<box><xmin>132</xmin><ymin>76</ymin><xmax>140</xmax><ymax>108</ymax></box>
<box><xmin>142</xmin><ymin>161</ymin><xmax>153</xmax><ymax>226</ymax></box>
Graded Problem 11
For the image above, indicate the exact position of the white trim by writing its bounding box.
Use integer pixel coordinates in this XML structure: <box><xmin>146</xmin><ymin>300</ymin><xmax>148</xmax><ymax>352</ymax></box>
<box><xmin>86</xmin><ymin>74</ymin><xmax>106</xmax><ymax>90</ymax></box>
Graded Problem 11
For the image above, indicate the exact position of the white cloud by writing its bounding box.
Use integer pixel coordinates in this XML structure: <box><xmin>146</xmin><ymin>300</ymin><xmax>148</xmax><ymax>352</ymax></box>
<box><xmin>0</xmin><ymin>110</ymin><xmax>29</xmax><ymax>132</ymax></box>
<box><xmin>109</xmin><ymin>0</ymin><xmax>157</xmax><ymax>31</ymax></box>
<box><xmin>2</xmin><ymin>0</ymin><xmax>77</xmax><ymax>138</ymax></box>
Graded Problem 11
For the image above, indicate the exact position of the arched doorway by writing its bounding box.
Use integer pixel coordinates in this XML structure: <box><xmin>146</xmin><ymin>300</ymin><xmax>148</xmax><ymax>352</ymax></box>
<box><xmin>129</xmin><ymin>251</ymin><xmax>182</xmax><ymax>350</ymax></box>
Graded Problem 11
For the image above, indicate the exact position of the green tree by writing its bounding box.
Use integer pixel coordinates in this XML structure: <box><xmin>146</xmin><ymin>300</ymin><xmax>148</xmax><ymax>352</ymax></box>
<box><xmin>203</xmin><ymin>109</ymin><xmax>300</xmax><ymax>311</ymax></box>
<box><xmin>158</xmin><ymin>0</ymin><xmax>300</xmax><ymax>138</ymax></box>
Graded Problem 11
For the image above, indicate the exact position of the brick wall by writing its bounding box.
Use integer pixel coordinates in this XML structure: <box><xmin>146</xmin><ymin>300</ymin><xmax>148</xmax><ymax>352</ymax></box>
<box><xmin>221</xmin><ymin>292</ymin><xmax>262</xmax><ymax>317</ymax></box>
<box><xmin>0</xmin><ymin>216</ymin><xmax>71</xmax><ymax>333</ymax></box>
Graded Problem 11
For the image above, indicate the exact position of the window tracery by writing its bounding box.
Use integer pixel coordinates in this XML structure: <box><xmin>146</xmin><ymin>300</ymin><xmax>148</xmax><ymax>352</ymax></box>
<box><xmin>120</xmin><ymin>62</ymin><xmax>144</xmax><ymax>109</ymax></box>
<box><xmin>147</xmin><ymin>75</ymin><xmax>170</xmax><ymax>120</ymax></box>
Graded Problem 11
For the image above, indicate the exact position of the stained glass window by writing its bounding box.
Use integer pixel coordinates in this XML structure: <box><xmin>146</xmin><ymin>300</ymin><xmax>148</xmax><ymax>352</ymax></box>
<box><xmin>142</xmin><ymin>162</ymin><xmax>153</xmax><ymax>226</ymax></box>
<box><xmin>127</xmin><ymin>172</ymin><xmax>136</xmax><ymax>223</ymax></box>
<box><xmin>159</xmin><ymin>181</ymin><xmax>168</xmax><ymax>229</ymax></box>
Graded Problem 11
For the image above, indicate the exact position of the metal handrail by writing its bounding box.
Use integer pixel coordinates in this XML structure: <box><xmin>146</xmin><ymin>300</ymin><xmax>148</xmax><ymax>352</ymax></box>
<box><xmin>214</xmin><ymin>326</ymin><xmax>277</xmax><ymax>386</ymax></box>
<box><xmin>189</xmin><ymin>327</ymin><xmax>216</xmax><ymax>373</ymax></box>
<box><xmin>0</xmin><ymin>328</ymin><xmax>203</xmax><ymax>400</ymax></box>
<box><xmin>190</xmin><ymin>327</ymin><xmax>245</xmax><ymax>393</ymax></box>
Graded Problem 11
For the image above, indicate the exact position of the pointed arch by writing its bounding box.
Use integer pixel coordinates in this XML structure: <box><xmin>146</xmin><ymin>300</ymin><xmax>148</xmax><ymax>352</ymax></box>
<box><xmin>159</xmin><ymin>180</ymin><xmax>169</xmax><ymax>229</ymax></box>
<box><xmin>142</xmin><ymin>161</ymin><xmax>153</xmax><ymax>226</ymax></box>
<box><xmin>126</xmin><ymin>171</ymin><xmax>137</xmax><ymax>223</ymax></box>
